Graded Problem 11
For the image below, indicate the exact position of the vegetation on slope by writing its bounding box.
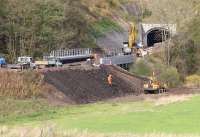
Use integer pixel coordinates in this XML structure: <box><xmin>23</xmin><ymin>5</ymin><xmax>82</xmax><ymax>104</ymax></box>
<box><xmin>142</xmin><ymin>0</ymin><xmax>198</xmax><ymax>28</ymax></box>
<box><xmin>130</xmin><ymin>0</ymin><xmax>200</xmax><ymax>84</ymax></box>
<box><xmin>0</xmin><ymin>0</ymin><xmax>96</xmax><ymax>62</ymax></box>
<box><xmin>0</xmin><ymin>70</ymin><xmax>44</xmax><ymax>98</ymax></box>
<box><xmin>0</xmin><ymin>0</ymin><xmax>199</xmax><ymax>81</ymax></box>
<box><xmin>129</xmin><ymin>56</ymin><xmax>180</xmax><ymax>87</ymax></box>
<box><xmin>0</xmin><ymin>0</ymin><xmax>153</xmax><ymax>62</ymax></box>
<box><xmin>0</xmin><ymin>0</ymin><xmax>139</xmax><ymax>62</ymax></box>
<box><xmin>90</xmin><ymin>17</ymin><xmax>123</xmax><ymax>38</ymax></box>
<box><xmin>168</xmin><ymin>8</ymin><xmax>200</xmax><ymax>81</ymax></box>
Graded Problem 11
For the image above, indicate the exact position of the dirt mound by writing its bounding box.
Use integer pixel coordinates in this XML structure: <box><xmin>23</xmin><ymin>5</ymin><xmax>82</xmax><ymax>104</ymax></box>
<box><xmin>43</xmin><ymin>65</ymin><xmax>145</xmax><ymax>104</ymax></box>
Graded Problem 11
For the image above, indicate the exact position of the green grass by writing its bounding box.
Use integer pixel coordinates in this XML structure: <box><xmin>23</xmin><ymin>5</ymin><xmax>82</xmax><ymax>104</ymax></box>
<box><xmin>90</xmin><ymin>17</ymin><xmax>123</xmax><ymax>38</ymax></box>
<box><xmin>1</xmin><ymin>95</ymin><xmax>200</xmax><ymax>134</ymax></box>
<box><xmin>0</xmin><ymin>97</ymin><xmax>63</xmax><ymax>124</ymax></box>
<box><xmin>55</xmin><ymin>96</ymin><xmax>200</xmax><ymax>134</ymax></box>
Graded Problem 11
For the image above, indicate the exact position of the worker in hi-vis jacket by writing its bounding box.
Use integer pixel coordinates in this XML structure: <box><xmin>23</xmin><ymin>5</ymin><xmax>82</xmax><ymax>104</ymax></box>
<box><xmin>107</xmin><ymin>74</ymin><xmax>113</xmax><ymax>86</ymax></box>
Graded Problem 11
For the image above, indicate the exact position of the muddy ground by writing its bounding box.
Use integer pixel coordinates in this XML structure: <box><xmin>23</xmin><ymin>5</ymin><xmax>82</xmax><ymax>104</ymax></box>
<box><xmin>41</xmin><ymin>64</ymin><xmax>200</xmax><ymax>105</ymax></box>
<box><xmin>105</xmin><ymin>87</ymin><xmax>200</xmax><ymax>103</ymax></box>
<box><xmin>43</xmin><ymin>65</ymin><xmax>146</xmax><ymax>104</ymax></box>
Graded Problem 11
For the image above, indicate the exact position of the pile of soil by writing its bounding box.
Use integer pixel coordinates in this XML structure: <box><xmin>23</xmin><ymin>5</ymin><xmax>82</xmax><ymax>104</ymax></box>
<box><xmin>43</xmin><ymin>65</ymin><xmax>145</xmax><ymax>104</ymax></box>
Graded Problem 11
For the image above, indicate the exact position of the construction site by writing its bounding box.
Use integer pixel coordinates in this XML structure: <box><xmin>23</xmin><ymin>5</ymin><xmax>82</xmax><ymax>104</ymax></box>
<box><xmin>0</xmin><ymin>0</ymin><xmax>200</xmax><ymax>136</ymax></box>
<box><xmin>0</xmin><ymin>22</ymin><xmax>179</xmax><ymax>104</ymax></box>
<box><xmin>0</xmin><ymin>21</ymin><xmax>198</xmax><ymax>104</ymax></box>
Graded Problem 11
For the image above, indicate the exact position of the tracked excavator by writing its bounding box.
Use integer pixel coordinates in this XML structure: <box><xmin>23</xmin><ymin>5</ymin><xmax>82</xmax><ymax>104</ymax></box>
<box><xmin>123</xmin><ymin>23</ymin><xmax>147</xmax><ymax>57</ymax></box>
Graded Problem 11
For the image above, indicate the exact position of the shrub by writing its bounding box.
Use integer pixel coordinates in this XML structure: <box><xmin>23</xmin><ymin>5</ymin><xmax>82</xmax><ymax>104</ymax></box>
<box><xmin>143</xmin><ymin>8</ymin><xmax>152</xmax><ymax>18</ymax></box>
<box><xmin>90</xmin><ymin>17</ymin><xmax>123</xmax><ymax>38</ymax></box>
<box><xmin>170</xmin><ymin>37</ymin><xmax>200</xmax><ymax>77</ymax></box>
<box><xmin>129</xmin><ymin>59</ymin><xmax>152</xmax><ymax>76</ymax></box>
<box><xmin>186</xmin><ymin>74</ymin><xmax>200</xmax><ymax>87</ymax></box>
<box><xmin>108</xmin><ymin>0</ymin><xmax>120</xmax><ymax>7</ymax></box>
<box><xmin>158</xmin><ymin>67</ymin><xmax>180</xmax><ymax>88</ymax></box>
<box><xmin>129</xmin><ymin>56</ymin><xmax>181</xmax><ymax>88</ymax></box>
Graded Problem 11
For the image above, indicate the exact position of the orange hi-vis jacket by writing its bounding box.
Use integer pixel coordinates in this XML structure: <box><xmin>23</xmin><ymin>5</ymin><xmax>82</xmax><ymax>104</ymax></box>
<box><xmin>107</xmin><ymin>74</ymin><xmax>112</xmax><ymax>85</ymax></box>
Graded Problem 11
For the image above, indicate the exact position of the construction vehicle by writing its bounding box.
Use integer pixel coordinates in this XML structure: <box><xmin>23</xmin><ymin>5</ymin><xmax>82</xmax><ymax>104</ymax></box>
<box><xmin>123</xmin><ymin>23</ymin><xmax>147</xmax><ymax>57</ymax></box>
<box><xmin>17</xmin><ymin>56</ymin><xmax>36</xmax><ymax>69</ymax></box>
<box><xmin>18</xmin><ymin>56</ymin><xmax>63</xmax><ymax>69</ymax></box>
<box><xmin>0</xmin><ymin>57</ymin><xmax>6</xmax><ymax>68</ymax></box>
<box><xmin>8</xmin><ymin>56</ymin><xmax>62</xmax><ymax>69</ymax></box>
<box><xmin>143</xmin><ymin>72</ymin><xmax>167</xmax><ymax>94</ymax></box>
<box><xmin>35</xmin><ymin>59</ymin><xmax>62</xmax><ymax>69</ymax></box>
<box><xmin>8</xmin><ymin>56</ymin><xmax>35</xmax><ymax>69</ymax></box>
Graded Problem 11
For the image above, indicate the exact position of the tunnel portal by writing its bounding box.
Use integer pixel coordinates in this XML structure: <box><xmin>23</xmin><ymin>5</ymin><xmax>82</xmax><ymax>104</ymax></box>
<box><xmin>146</xmin><ymin>28</ymin><xmax>170</xmax><ymax>47</ymax></box>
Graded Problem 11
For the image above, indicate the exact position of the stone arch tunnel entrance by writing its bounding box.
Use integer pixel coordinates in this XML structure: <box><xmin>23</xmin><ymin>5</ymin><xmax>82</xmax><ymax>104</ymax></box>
<box><xmin>146</xmin><ymin>28</ymin><xmax>170</xmax><ymax>47</ymax></box>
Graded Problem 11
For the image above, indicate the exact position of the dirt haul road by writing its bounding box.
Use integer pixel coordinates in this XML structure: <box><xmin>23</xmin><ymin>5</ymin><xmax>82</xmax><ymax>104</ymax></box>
<box><xmin>43</xmin><ymin>65</ymin><xmax>146</xmax><ymax>104</ymax></box>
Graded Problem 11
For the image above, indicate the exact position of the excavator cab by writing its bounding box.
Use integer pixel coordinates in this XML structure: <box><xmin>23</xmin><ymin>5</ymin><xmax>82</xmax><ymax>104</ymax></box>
<box><xmin>123</xmin><ymin>42</ymin><xmax>132</xmax><ymax>54</ymax></box>
<box><xmin>123</xmin><ymin>22</ymin><xmax>147</xmax><ymax>57</ymax></box>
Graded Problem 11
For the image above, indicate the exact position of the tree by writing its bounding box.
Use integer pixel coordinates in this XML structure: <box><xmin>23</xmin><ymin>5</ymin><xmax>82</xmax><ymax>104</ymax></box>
<box><xmin>64</xmin><ymin>0</ymin><xmax>95</xmax><ymax>48</ymax></box>
<box><xmin>0</xmin><ymin>0</ymin><xmax>8</xmax><ymax>55</ymax></box>
<box><xmin>170</xmin><ymin>36</ymin><xmax>200</xmax><ymax>78</ymax></box>
<box><xmin>0</xmin><ymin>0</ymin><xmax>68</xmax><ymax>61</ymax></box>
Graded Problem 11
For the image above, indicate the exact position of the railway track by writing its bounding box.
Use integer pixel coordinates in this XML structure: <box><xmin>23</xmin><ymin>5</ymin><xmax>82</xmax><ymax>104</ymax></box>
<box><xmin>102</xmin><ymin>65</ymin><xmax>148</xmax><ymax>94</ymax></box>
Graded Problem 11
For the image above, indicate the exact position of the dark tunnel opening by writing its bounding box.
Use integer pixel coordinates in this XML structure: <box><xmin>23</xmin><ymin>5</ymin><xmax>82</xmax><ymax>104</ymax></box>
<box><xmin>147</xmin><ymin>29</ymin><xmax>170</xmax><ymax>47</ymax></box>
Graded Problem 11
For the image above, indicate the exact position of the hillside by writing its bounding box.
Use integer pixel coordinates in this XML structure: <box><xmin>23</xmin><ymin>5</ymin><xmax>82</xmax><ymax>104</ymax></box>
<box><xmin>0</xmin><ymin>0</ymin><xmax>199</xmax><ymax>75</ymax></box>
<box><xmin>0</xmin><ymin>0</ymin><xmax>133</xmax><ymax>62</ymax></box>
<box><xmin>1</xmin><ymin>0</ymin><xmax>200</xmax><ymax>61</ymax></box>
<box><xmin>142</xmin><ymin>0</ymin><xmax>198</xmax><ymax>29</ymax></box>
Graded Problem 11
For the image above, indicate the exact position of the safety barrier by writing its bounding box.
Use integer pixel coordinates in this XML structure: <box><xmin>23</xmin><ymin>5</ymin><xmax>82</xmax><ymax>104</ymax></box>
<box><xmin>44</xmin><ymin>48</ymin><xmax>92</xmax><ymax>60</ymax></box>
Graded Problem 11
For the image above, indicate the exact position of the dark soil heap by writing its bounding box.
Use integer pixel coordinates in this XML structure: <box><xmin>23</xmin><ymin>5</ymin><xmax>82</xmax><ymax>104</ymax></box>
<box><xmin>43</xmin><ymin>65</ymin><xmax>145</xmax><ymax>104</ymax></box>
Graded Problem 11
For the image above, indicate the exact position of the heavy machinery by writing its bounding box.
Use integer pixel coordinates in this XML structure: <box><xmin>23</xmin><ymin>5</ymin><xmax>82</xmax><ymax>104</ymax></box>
<box><xmin>123</xmin><ymin>23</ymin><xmax>147</xmax><ymax>57</ymax></box>
<box><xmin>8</xmin><ymin>56</ymin><xmax>62</xmax><ymax>69</ymax></box>
<box><xmin>35</xmin><ymin>59</ymin><xmax>62</xmax><ymax>69</ymax></box>
<box><xmin>143</xmin><ymin>72</ymin><xmax>167</xmax><ymax>94</ymax></box>
<box><xmin>17</xmin><ymin>56</ymin><xmax>36</xmax><ymax>69</ymax></box>
<box><xmin>7</xmin><ymin>56</ymin><xmax>35</xmax><ymax>69</ymax></box>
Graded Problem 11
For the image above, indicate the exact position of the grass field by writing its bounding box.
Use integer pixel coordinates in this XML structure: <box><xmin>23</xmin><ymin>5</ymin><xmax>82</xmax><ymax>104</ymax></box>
<box><xmin>1</xmin><ymin>94</ymin><xmax>200</xmax><ymax>136</ymax></box>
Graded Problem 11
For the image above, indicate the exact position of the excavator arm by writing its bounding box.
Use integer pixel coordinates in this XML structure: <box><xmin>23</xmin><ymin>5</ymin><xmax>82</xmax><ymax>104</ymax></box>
<box><xmin>128</xmin><ymin>23</ymin><xmax>137</xmax><ymax>49</ymax></box>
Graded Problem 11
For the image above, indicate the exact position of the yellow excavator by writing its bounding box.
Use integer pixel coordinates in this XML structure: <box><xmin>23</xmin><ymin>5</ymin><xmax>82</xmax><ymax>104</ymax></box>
<box><xmin>128</xmin><ymin>23</ymin><xmax>137</xmax><ymax>49</ymax></box>
<box><xmin>143</xmin><ymin>72</ymin><xmax>167</xmax><ymax>94</ymax></box>
<box><xmin>123</xmin><ymin>23</ymin><xmax>147</xmax><ymax>57</ymax></box>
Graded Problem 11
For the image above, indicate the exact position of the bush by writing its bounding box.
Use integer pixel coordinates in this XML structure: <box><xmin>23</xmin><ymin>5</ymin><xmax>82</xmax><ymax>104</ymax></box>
<box><xmin>158</xmin><ymin>67</ymin><xmax>180</xmax><ymax>88</ymax></box>
<box><xmin>129</xmin><ymin>56</ymin><xmax>181</xmax><ymax>88</ymax></box>
<box><xmin>108</xmin><ymin>0</ymin><xmax>120</xmax><ymax>7</ymax></box>
<box><xmin>90</xmin><ymin>17</ymin><xmax>123</xmax><ymax>38</ymax></box>
<box><xmin>129</xmin><ymin>59</ymin><xmax>152</xmax><ymax>76</ymax></box>
<box><xmin>170</xmin><ymin>36</ymin><xmax>200</xmax><ymax>77</ymax></box>
<box><xmin>186</xmin><ymin>74</ymin><xmax>200</xmax><ymax>87</ymax></box>
<box><xmin>143</xmin><ymin>8</ymin><xmax>152</xmax><ymax>18</ymax></box>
